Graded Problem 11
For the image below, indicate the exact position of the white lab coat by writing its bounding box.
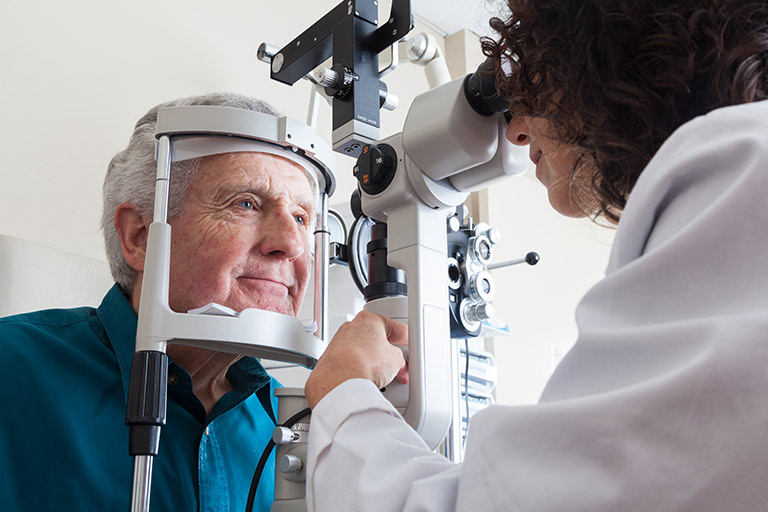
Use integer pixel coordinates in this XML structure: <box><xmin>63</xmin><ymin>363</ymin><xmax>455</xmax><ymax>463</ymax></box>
<box><xmin>306</xmin><ymin>100</ymin><xmax>768</xmax><ymax>512</ymax></box>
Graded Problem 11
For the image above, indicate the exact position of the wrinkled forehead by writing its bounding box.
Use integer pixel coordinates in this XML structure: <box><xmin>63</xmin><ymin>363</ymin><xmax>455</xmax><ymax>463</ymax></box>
<box><xmin>173</xmin><ymin>137</ymin><xmax>320</xmax><ymax>208</ymax></box>
<box><xmin>198</xmin><ymin>151</ymin><xmax>318</xmax><ymax>210</ymax></box>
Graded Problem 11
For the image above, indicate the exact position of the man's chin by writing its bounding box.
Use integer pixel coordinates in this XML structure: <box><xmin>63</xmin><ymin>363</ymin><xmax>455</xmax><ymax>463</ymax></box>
<box><xmin>227</xmin><ymin>296</ymin><xmax>295</xmax><ymax>317</ymax></box>
<box><xmin>231</xmin><ymin>280</ymin><xmax>296</xmax><ymax>316</ymax></box>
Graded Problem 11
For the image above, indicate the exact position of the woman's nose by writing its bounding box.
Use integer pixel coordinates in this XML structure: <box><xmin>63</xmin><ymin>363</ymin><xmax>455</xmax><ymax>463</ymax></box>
<box><xmin>506</xmin><ymin>116</ymin><xmax>531</xmax><ymax>146</ymax></box>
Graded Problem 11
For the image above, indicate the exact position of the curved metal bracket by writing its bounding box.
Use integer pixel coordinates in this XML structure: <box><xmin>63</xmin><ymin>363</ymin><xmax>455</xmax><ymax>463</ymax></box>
<box><xmin>378</xmin><ymin>38</ymin><xmax>400</xmax><ymax>78</ymax></box>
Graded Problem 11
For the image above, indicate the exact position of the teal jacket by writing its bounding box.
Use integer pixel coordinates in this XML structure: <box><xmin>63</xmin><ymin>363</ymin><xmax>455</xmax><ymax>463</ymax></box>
<box><xmin>0</xmin><ymin>285</ymin><xmax>279</xmax><ymax>511</ymax></box>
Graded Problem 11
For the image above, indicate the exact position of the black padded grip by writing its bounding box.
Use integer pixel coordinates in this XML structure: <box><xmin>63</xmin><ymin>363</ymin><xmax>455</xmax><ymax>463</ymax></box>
<box><xmin>126</xmin><ymin>350</ymin><xmax>168</xmax><ymax>456</ymax></box>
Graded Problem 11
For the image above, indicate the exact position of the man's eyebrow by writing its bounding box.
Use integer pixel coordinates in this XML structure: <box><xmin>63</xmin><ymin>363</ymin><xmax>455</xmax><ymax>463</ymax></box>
<box><xmin>210</xmin><ymin>185</ymin><xmax>251</xmax><ymax>204</ymax></box>
<box><xmin>213</xmin><ymin>184</ymin><xmax>315</xmax><ymax>213</ymax></box>
<box><xmin>297</xmin><ymin>198</ymin><xmax>317</xmax><ymax>216</ymax></box>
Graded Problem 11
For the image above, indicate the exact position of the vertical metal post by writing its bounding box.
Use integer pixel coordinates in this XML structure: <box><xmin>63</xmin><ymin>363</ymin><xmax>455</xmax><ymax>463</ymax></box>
<box><xmin>313</xmin><ymin>192</ymin><xmax>330</xmax><ymax>343</ymax></box>
<box><xmin>128</xmin><ymin>135</ymin><xmax>173</xmax><ymax>512</ymax></box>
<box><xmin>131</xmin><ymin>456</ymin><xmax>153</xmax><ymax>512</ymax></box>
<box><xmin>153</xmin><ymin>136</ymin><xmax>172</xmax><ymax>223</ymax></box>
<box><xmin>444</xmin><ymin>337</ymin><xmax>464</xmax><ymax>463</ymax></box>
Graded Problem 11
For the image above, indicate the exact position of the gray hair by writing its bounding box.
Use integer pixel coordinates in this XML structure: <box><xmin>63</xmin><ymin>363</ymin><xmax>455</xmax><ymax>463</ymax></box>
<box><xmin>101</xmin><ymin>92</ymin><xmax>290</xmax><ymax>292</ymax></box>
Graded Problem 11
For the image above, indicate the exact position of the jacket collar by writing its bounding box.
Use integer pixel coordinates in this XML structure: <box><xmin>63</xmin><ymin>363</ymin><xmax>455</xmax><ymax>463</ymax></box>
<box><xmin>97</xmin><ymin>284</ymin><xmax>138</xmax><ymax>402</ymax></box>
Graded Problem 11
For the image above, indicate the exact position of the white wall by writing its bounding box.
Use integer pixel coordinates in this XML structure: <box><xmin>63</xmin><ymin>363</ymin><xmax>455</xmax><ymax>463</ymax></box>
<box><xmin>486</xmin><ymin>176</ymin><xmax>614</xmax><ymax>405</ymax></box>
<box><xmin>0</xmin><ymin>1</ymin><xmax>614</xmax><ymax>404</ymax></box>
<box><xmin>0</xmin><ymin>0</ymin><xmax>435</xmax><ymax>260</ymax></box>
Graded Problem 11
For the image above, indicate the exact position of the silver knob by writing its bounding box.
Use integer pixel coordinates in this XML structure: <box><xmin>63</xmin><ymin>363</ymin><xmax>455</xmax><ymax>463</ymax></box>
<box><xmin>272</xmin><ymin>426</ymin><xmax>298</xmax><ymax>445</ymax></box>
<box><xmin>381</xmin><ymin>91</ymin><xmax>399</xmax><ymax>111</ymax></box>
<box><xmin>406</xmin><ymin>34</ymin><xmax>428</xmax><ymax>61</ymax></box>
<box><xmin>279</xmin><ymin>454</ymin><xmax>304</xmax><ymax>473</ymax></box>
<box><xmin>272</xmin><ymin>53</ymin><xmax>285</xmax><ymax>73</ymax></box>
<box><xmin>257</xmin><ymin>43</ymin><xmax>280</xmax><ymax>63</ymax></box>
<box><xmin>314</xmin><ymin>67</ymin><xmax>342</xmax><ymax>89</ymax></box>
<box><xmin>466</xmin><ymin>302</ymin><xmax>495</xmax><ymax>323</ymax></box>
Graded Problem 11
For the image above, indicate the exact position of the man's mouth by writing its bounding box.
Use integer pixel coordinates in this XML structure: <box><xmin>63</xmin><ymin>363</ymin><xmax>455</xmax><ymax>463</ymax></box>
<box><xmin>238</xmin><ymin>276</ymin><xmax>290</xmax><ymax>293</ymax></box>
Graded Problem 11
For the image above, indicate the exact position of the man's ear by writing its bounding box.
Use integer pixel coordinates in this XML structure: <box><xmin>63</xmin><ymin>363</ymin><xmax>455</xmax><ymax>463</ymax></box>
<box><xmin>114</xmin><ymin>203</ymin><xmax>150</xmax><ymax>272</ymax></box>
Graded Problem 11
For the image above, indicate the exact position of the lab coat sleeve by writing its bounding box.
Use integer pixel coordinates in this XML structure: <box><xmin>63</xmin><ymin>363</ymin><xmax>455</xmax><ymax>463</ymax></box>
<box><xmin>306</xmin><ymin>379</ymin><xmax>462</xmax><ymax>512</ymax></box>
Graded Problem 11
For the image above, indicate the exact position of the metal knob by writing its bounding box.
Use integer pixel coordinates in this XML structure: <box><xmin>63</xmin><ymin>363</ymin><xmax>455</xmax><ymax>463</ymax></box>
<box><xmin>459</xmin><ymin>299</ymin><xmax>494</xmax><ymax>331</ymax></box>
<box><xmin>314</xmin><ymin>67</ymin><xmax>342</xmax><ymax>89</ymax></box>
<box><xmin>465</xmin><ymin>302</ymin><xmax>495</xmax><ymax>323</ymax></box>
<box><xmin>381</xmin><ymin>91</ymin><xmax>399</xmax><ymax>111</ymax></box>
<box><xmin>272</xmin><ymin>426</ymin><xmax>298</xmax><ymax>445</ymax></box>
<box><xmin>257</xmin><ymin>42</ymin><xmax>280</xmax><ymax>63</ymax></box>
<box><xmin>279</xmin><ymin>454</ymin><xmax>304</xmax><ymax>473</ymax></box>
<box><xmin>405</xmin><ymin>34</ymin><xmax>428</xmax><ymax>61</ymax></box>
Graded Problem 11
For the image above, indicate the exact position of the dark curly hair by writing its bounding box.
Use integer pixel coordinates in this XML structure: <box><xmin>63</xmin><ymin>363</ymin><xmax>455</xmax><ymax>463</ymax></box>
<box><xmin>483</xmin><ymin>0</ymin><xmax>768</xmax><ymax>223</ymax></box>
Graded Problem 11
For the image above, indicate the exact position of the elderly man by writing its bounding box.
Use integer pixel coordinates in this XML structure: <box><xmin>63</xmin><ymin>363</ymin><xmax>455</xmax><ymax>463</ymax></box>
<box><xmin>0</xmin><ymin>93</ymin><xmax>317</xmax><ymax>510</ymax></box>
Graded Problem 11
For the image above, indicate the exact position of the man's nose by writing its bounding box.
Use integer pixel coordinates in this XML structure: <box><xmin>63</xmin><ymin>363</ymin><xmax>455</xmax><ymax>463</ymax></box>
<box><xmin>506</xmin><ymin>116</ymin><xmax>532</xmax><ymax>146</ymax></box>
<box><xmin>260</xmin><ymin>209</ymin><xmax>307</xmax><ymax>260</ymax></box>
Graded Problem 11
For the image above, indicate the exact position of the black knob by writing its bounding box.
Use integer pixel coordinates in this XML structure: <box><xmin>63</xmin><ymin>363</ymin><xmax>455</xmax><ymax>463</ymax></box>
<box><xmin>364</xmin><ymin>222</ymin><xmax>407</xmax><ymax>301</ymax></box>
<box><xmin>350</xmin><ymin>189</ymin><xmax>363</xmax><ymax>219</ymax></box>
<box><xmin>353</xmin><ymin>144</ymin><xmax>397</xmax><ymax>195</ymax></box>
<box><xmin>525</xmin><ymin>252</ymin><xmax>540</xmax><ymax>266</ymax></box>
<box><xmin>323</xmin><ymin>63</ymin><xmax>355</xmax><ymax>100</ymax></box>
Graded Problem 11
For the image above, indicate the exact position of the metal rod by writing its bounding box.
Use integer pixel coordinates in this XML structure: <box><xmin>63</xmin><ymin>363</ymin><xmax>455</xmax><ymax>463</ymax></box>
<box><xmin>153</xmin><ymin>136</ymin><xmax>172</xmax><ymax>224</ymax></box>
<box><xmin>307</xmin><ymin>88</ymin><xmax>322</xmax><ymax>129</ymax></box>
<box><xmin>487</xmin><ymin>252</ymin><xmax>539</xmax><ymax>271</ymax></box>
<box><xmin>486</xmin><ymin>257</ymin><xmax>526</xmax><ymax>271</ymax></box>
<box><xmin>313</xmin><ymin>193</ymin><xmax>330</xmax><ymax>343</ymax></box>
<box><xmin>444</xmin><ymin>337</ymin><xmax>464</xmax><ymax>463</ymax></box>
<box><xmin>131</xmin><ymin>455</ymin><xmax>153</xmax><ymax>512</ymax></box>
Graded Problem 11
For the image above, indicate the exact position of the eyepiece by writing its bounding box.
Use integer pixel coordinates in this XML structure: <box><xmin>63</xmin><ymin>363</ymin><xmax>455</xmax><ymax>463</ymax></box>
<box><xmin>463</xmin><ymin>57</ymin><xmax>508</xmax><ymax>117</ymax></box>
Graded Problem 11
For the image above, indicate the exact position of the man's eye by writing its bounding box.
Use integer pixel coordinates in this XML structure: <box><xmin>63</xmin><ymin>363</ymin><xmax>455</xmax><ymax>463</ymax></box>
<box><xmin>237</xmin><ymin>199</ymin><xmax>255</xmax><ymax>210</ymax></box>
<box><xmin>295</xmin><ymin>214</ymin><xmax>307</xmax><ymax>226</ymax></box>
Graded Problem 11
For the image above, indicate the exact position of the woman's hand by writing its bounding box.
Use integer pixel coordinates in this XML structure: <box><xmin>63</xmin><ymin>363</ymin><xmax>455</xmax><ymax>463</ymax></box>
<box><xmin>305</xmin><ymin>310</ymin><xmax>409</xmax><ymax>409</ymax></box>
